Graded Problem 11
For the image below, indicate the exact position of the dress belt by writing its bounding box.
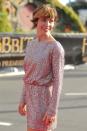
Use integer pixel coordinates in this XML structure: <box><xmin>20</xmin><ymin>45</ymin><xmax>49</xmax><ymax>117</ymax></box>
<box><xmin>24</xmin><ymin>81</ymin><xmax>44</xmax><ymax>86</ymax></box>
<box><xmin>24</xmin><ymin>80</ymin><xmax>52</xmax><ymax>87</ymax></box>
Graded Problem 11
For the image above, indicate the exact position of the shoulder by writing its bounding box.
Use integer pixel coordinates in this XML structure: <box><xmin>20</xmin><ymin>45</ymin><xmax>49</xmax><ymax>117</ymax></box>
<box><xmin>52</xmin><ymin>40</ymin><xmax>65</xmax><ymax>56</ymax></box>
<box><xmin>26</xmin><ymin>37</ymin><xmax>36</xmax><ymax>45</ymax></box>
<box><xmin>25</xmin><ymin>37</ymin><xmax>37</xmax><ymax>49</ymax></box>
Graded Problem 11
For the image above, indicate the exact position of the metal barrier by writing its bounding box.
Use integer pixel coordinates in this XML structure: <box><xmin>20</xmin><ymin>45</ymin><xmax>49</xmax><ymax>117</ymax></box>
<box><xmin>53</xmin><ymin>33</ymin><xmax>87</xmax><ymax>64</ymax></box>
<box><xmin>0</xmin><ymin>33</ymin><xmax>87</xmax><ymax>67</ymax></box>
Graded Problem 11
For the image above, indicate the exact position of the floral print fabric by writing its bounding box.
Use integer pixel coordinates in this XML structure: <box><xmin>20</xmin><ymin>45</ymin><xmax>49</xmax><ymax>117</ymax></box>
<box><xmin>20</xmin><ymin>38</ymin><xmax>64</xmax><ymax>130</ymax></box>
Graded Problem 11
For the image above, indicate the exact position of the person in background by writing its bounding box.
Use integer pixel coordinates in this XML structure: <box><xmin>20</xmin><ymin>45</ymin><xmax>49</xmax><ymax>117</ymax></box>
<box><xmin>18</xmin><ymin>4</ymin><xmax>65</xmax><ymax>131</ymax></box>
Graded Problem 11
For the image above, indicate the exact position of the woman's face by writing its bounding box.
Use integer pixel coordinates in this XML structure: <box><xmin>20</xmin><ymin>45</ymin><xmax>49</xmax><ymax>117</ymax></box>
<box><xmin>37</xmin><ymin>16</ymin><xmax>55</xmax><ymax>34</ymax></box>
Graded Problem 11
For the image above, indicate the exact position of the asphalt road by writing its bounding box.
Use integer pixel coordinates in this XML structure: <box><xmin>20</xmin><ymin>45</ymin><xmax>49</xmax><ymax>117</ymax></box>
<box><xmin>0</xmin><ymin>65</ymin><xmax>87</xmax><ymax>131</ymax></box>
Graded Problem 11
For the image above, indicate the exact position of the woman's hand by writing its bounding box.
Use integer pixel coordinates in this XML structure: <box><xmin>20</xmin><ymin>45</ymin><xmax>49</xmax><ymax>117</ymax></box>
<box><xmin>18</xmin><ymin>103</ymin><xmax>26</xmax><ymax>116</ymax></box>
<box><xmin>43</xmin><ymin>112</ymin><xmax>55</xmax><ymax>126</ymax></box>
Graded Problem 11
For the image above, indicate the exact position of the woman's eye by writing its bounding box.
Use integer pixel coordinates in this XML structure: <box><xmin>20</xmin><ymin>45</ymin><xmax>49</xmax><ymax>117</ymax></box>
<box><xmin>49</xmin><ymin>19</ymin><xmax>54</xmax><ymax>22</ymax></box>
<box><xmin>40</xmin><ymin>18</ymin><xmax>54</xmax><ymax>23</ymax></box>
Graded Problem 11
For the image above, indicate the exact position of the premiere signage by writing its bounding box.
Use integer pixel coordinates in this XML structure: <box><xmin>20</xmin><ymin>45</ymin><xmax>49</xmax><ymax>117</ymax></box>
<box><xmin>0</xmin><ymin>33</ymin><xmax>33</xmax><ymax>67</ymax></box>
<box><xmin>0</xmin><ymin>36</ymin><xmax>32</xmax><ymax>53</ymax></box>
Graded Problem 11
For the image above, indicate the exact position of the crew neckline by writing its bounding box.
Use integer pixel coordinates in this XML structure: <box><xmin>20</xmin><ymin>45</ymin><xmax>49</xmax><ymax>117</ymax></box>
<box><xmin>35</xmin><ymin>37</ymin><xmax>56</xmax><ymax>45</ymax></box>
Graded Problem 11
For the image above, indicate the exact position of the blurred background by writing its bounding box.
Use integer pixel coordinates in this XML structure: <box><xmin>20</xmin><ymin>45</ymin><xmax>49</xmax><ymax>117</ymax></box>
<box><xmin>0</xmin><ymin>1</ymin><xmax>87</xmax><ymax>131</ymax></box>
<box><xmin>0</xmin><ymin>0</ymin><xmax>87</xmax><ymax>68</ymax></box>
<box><xmin>1</xmin><ymin>0</ymin><xmax>87</xmax><ymax>33</ymax></box>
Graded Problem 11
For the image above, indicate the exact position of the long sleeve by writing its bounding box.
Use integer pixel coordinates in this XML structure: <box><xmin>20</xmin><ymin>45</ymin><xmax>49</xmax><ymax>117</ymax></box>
<box><xmin>19</xmin><ymin>42</ymin><xmax>29</xmax><ymax>105</ymax></box>
<box><xmin>46</xmin><ymin>43</ymin><xmax>65</xmax><ymax>116</ymax></box>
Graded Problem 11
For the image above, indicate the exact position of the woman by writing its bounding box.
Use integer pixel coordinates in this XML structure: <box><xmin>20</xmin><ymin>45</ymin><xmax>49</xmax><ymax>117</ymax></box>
<box><xmin>18</xmin><ymin>4</ymin><xmax>65</xmax><ymax>131</ymax></box>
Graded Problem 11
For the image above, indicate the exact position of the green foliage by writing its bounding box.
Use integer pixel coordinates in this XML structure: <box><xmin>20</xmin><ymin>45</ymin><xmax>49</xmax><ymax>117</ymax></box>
<box><xmin>62</xmin><ymin>5</ymin><xmax>86</xmax><ymax>32</ymax></box>
<box><xmin>0</xmin><ymin>12</ymin><xmax>13</xmax><ymax>32</ymax></box>
<box><xmin>47</xmin><ymin>0</ymin><xmax>86</xmax><ymax>32</ymax></box>
<box><xmin>0</xmin><ymin>0</ymin><xmax>13</xmax><ymax>32</ymax></box>
<box><xmin>68</xmin><ymin>2</ymin><xmax>87</xmax><ymax>11</ymax></box>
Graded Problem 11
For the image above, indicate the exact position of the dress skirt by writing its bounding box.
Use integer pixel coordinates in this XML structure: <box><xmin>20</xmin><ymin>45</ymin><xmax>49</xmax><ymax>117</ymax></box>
<box><xmin>25</xmin><ymin>84</ymin><xmax>57</xmax><ymax>131</ymax></box>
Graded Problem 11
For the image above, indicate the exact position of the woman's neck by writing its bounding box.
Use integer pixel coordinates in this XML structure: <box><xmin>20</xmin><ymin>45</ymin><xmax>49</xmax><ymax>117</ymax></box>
<box><xmin>36</xmin><ymin>33</ymin><xmax>52</xmax><ymax>42</ymax></box>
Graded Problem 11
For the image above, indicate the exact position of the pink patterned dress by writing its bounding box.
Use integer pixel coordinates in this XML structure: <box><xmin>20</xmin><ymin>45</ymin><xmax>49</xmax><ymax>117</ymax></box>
<box><xmin>20</xmin><ymin>38</ymin><xmax>64</xmax><ymax>130</ymax></box>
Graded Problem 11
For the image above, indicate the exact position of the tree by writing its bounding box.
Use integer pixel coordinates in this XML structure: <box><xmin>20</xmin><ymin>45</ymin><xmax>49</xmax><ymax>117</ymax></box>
<box><xmin>0</xmin><ymin>0</ymin><xmax>13</xmax><ymax>32</ymax></box>
<box><xmin>47</xmin><ymin>0</ymin><xmax>86</xmax><ymax>32</ymax></box>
